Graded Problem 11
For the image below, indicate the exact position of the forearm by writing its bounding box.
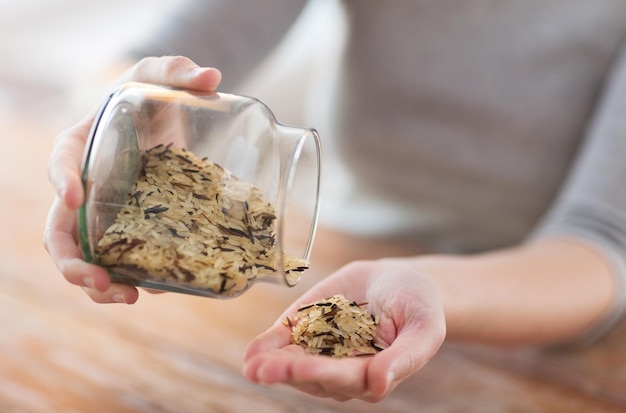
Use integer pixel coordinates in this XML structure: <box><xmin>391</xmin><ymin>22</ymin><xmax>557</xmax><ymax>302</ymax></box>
<box><xmin>411</xmin><ymin>237</ymin><xmax>619</xmax><ymax>346</ymax></box>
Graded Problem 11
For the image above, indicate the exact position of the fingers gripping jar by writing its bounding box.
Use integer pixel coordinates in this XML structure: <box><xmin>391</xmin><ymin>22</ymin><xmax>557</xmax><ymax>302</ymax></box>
<box><xmin>79</xmin><ymin>82</ymin><xmax>321</xmax><ymax>298</ymax></box>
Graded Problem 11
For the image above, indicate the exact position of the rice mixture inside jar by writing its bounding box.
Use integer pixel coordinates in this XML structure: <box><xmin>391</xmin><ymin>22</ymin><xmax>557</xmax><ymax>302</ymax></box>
<box><xmin>94</xmin><ymin>143</ymin><xmax>308</xmax><ymax>297</ymax></box>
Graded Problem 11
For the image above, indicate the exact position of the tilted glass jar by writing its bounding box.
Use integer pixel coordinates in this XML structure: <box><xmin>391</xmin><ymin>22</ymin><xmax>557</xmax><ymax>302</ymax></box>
<box><xmin>79</xmin><ymin>82</ymin><xmax>321</xmax><ymax>298</ymax></box>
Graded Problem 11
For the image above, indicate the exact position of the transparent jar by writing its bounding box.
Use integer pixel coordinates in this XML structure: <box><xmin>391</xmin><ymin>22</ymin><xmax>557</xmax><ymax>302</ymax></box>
<box><xmin>79</xmin><ymin>82</ymin><xmax>321</xmax><ymax>298</ymax></box>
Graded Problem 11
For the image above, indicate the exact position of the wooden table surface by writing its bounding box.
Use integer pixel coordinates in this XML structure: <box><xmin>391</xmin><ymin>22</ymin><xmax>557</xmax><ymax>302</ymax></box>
<box><xmin>1</xmin><ymin>116</ymin><xmax>625</xmax><ymax>413</ymax></box>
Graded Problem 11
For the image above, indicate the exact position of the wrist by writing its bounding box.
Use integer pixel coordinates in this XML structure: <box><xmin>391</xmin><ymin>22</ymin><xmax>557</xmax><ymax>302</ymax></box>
<box><xmin>405</xmin><ymin>255</ymin><xmax>475</xmax><ymax>342</ymax></box>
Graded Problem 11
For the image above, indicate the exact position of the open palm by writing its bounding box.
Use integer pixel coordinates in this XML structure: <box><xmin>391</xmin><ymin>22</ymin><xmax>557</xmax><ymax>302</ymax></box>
<box><xmin>243</xmin><ymin>259</ymin><xmax>446</xmax><ymax>402</ymax></box>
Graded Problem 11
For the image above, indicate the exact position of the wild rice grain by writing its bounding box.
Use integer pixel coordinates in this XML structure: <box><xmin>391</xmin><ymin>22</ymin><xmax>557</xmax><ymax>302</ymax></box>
<box><xmin>289</xmin><ymin>294</ymin><xmax>382</xmax><ymax>358</ymax></box>
<box><xmin>95</xmin><ymin>144</ymin><xmax>308</xmax><ymax>297</ymax></box>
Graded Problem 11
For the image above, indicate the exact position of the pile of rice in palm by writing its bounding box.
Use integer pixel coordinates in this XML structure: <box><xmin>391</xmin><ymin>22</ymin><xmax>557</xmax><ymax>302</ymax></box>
<box><xmin>95</xmin><ymin>143</ymin><xmax>308</xmax><ymax>297</ymax></box>
<box><xmin>288</xmin><ymin>294</ymin><xmax>383</xmax><ymax>357</ymax></box>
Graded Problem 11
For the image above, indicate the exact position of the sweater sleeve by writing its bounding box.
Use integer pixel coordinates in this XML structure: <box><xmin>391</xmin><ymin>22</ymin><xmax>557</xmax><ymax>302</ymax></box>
<box><xmin>530</xmin><ymin>41</ymin><xmax>626</xmax><ymax>344</ymax></box>
<box><xmin>127</xmin><ymin>0</ymin><xmax>308</xmax><ymax>90</ymax></box>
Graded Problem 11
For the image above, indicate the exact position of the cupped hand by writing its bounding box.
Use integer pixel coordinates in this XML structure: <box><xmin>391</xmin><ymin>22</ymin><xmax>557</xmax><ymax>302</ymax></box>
<box><xmin>242</xmin><ymin>259</ymin><xmax>446</xmax><ymax>402</ymax></box>
<box><xmin>43</xmin><ymin>56</ymin><xmax>222</xmax><ymax>304</ymax></box>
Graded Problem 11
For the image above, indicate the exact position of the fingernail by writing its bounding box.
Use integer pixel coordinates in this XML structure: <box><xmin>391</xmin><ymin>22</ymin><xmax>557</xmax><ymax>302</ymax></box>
<box><xmin>192</xmin><ymin>67</ymin><xmax>221</xmax><ymax>84</ymax></box>
<box><xmin>82</xmin><ymin>277</ymin><xmax>95</xmax><ymax>289</ymax></box>
<box><xmin>191</xmin><ymin>67</ymin><xmax>214</xmax><ymax>77</ymax></box>
<box><xmin>112</xmin><ymin>293</ymin><xmax>126</xmax><ymax>304</ymax></box>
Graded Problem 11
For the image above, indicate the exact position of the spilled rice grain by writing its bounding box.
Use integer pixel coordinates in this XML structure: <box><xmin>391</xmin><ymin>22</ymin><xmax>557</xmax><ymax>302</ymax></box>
<box><xmin>288</xmin><ymin>294</ymin><xmax>383</xmax><ymax>357</ymax></box>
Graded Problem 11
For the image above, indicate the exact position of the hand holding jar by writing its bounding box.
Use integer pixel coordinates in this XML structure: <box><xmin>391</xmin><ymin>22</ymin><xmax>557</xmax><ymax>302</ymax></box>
<box><xmin>44</xmin><ymin>56</ymin><xmax>321</xmax><ymax>303</ymax></box>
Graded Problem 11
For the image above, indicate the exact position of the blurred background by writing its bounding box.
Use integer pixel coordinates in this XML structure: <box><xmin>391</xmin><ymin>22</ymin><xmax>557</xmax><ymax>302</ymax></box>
<box><xmin>0</xmin><ymin>0</ymin><xmax>183</xmax><ymax>127</ymax></box>
<box><xmin>0</xmin><ymin>0</ymin><xmax>345</xmax><ymax>129</ymax></box>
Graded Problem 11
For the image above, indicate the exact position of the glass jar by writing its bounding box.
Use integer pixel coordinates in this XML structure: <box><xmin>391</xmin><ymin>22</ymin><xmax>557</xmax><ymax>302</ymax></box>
<box><xmin>79</xmin><ymin>82</ymin><xmax>321</xmax><ymax>299</ymax></box>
